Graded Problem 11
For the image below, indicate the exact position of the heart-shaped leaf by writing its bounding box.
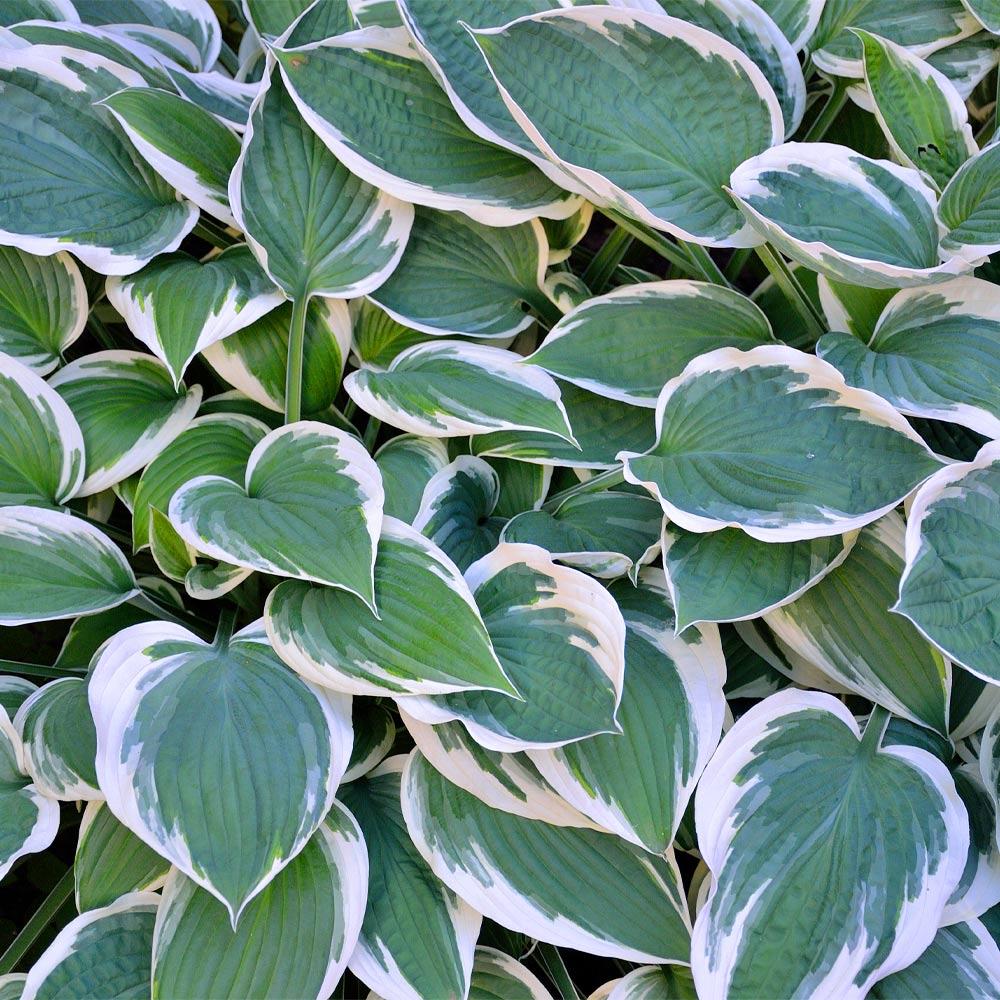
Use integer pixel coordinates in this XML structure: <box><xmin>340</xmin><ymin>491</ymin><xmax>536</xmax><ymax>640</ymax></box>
<box><xmin>170</xmin><ymin>421</ymin><xmax>383</xmax><ymax>608</ymax></box>
<box><xmin>0</xmin><ymin>248</ymin><xmax>86</xmax><ymax>375</ymax></box>
<box><xmin>89</xmin><ymin>620</ymin><xmax>353</xmax><ymax>923</ymax></box>
<box><xmin>266</xmin><ymin>517</ymin><xmax>517</xmax><ymax>698</ymax></box>
<box><xmin>106</xmin><ymin>246</ymin><xmax>284</xmax><ymax>387</ymax></box>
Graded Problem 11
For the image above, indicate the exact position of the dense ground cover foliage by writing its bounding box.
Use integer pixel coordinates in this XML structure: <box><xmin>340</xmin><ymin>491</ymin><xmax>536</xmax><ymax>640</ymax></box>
<box><xmin>2</xmin><ymin>0</ymin><xmax>1000</xmax><ymax>997</ymax></box>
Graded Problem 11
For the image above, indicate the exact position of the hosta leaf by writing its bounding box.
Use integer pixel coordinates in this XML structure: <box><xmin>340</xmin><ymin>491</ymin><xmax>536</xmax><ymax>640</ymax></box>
<box><xmin>0</xmin><ymin>976</ymin><xmax>25</xmax><ymax>1000</ymax></box>
<box><xmin>621</xmin><ymin>346</ymin><xmax>940</xmax><ymax>541</ymax></box>
<box><xmin>764</xmin><ymin>513</ymin><xmax>951</xmax><ymax>734</ymax></box>
<box><xmin>14</xmin><ymin>677</ymin><xmax>99</xmax><ymax>800</ymax></box>
<box><xmin>721</xmin><ymin>622</ymin><xmax>790</xmax><ymax>699</ymax></box>
<box><xmin>49</xmin><ymin>351</ymin><xmax>201</xmax><ymax>497</ymax></box>
<box><xmin>89</xmin><ymin>620</ymin><xmax>353</xmax><ymax>923</ymax></box>
<box><xmin>471</xmin><ymin>6</ymin><xmax>782</xmax><ymax>247</ymax></box>
<box><xmin>183</xmin><ymin>560</ymin><xmax>251</xmax><ymax>601</ymax></box>
<box><xmin>965</xmin><ymin>0</ymin><xmax>1000</xmax><ymax>32</ymax></box>
<box><xmin>952</xmin><ymin>666</ymin><xmax>1000</xmax><ymax>741</ymax></box>
<box><xmin>151</xmin><ymin>801</ymin><xmax>367</xmax><ymax>1000</ymax></box>
<box><xmin>343</xmin><ymin>701</ymin><xmax>395</xmax><ymax>783</ymax></box>
<box><xmin>818</xmin><ymin>277</ymin><xmax>1000</xmax><ymax>438</ymax></box>
<box><xmin>502</xmin><ymin>493</ymin><xmax>662</xmax><ymax>581</ymax></box>
<box><xmin>0</xmin><ymin>46</ymin><xmax>197</xmax><ymax>274</ymax></box>
<box><xmin>132</xmin><ymin>413</ymin><xmax>267</xmax><ymax>550</ymax></box>
<box><xmin>266</xmin><ymin>516</ymin><xmax>516</xmax><ymax>698</ymax></box>
<box><xmin>0</xmin><ymin>714</ymin><xmax>58</xmax><ymax>881</ymax></box>
<box><xmin>368</xmin><ymin>208</ymin><xmax>547</xmax><ymax>338</ymax></box>
<box><xmin>341</xmin><ymin>759</ymin><xmax>480</xmax><ymax>1000</ymax></box>
<box><xmin>0</xmin><ymin>678</ymin><xmax>37</xmax><ymax>720</ymax></box>
<box><xmin>896</xmin><ymin>441</ymin><xmax>1000</xmax><ymax>683</ymax></box>
<box><xmin>374</xmin><ymin>435</ymin><xmax>449</xmax><ymax>523</ymax></box>
<box><xmin>946</xmin><ymin>764</ymin><xmax>1000</xmax><ymax>925</ymax></box>
<box><xmin>940</xmin><ymin>142</ymin><xmax>1000</xmax><ymax>260</ymax></box>
<box><xmin>72</xmin><ymin>0</ymin><xmax>221</xmax><ymax>70</ymax></box>
<box><xmin>927</xmin><ymin>32</ymin><xmax>1000</xmax><ymax>99</ymax></box>
<box><xmin>402</xmin><ymin>750</ymin><xmax>692</xmax><ymax>963</ymax></box>
<box><xmin>601</xmin><ymin>965</ymin><xmax>699</xmax><ymax>1000</ymax></box>
<box><xmin>542</xmin><ymin>202</ymin><xmax>593</xmax><ymax>265</ymax></box>
<box><xmin>755</xmin><ymin>0</ymin><xmax>824</xmax><ymax>49</ymax></box>
<box><xmin>857</xmin><ymin>30</ymin><xmax>976</xmax><ymax>189</ymax></box>
<box><xmin>230</xmin><ymin>62</ymin><xmax>411</xmax><ymax>300</ymax></box>
<box><xmin>165</xmin><ymin>67</ymin><xmax>257</xmax><ymax>132</ymax></box>
<box><xmin>0</xmin><ymin>248</ymin><xmax>86</xmax><ymax>375</ymax></box>
<box><xmin>400</xmin><ymin>712</ymin><xmax>596</xmax><ymax>828</ymax></box>
<box><xmin>818</xmin><ymin>275</ymin><xmax>895</xmax><ymax>342</ymax></box>
<box><xmin>21</xmin><ymin>893</ymin><xmax>158</xmax><ymax>1000</ymax></box>
<box><xmin>0</xmin><ymin>352</ymin><xmax>84</xmax><ymax>506</ymax></box>
<box><xmin>473</xmin><ymin>382</ymin><xmax>655</xmax><ymax>469</ymax></box>
<box><xmin>75</xmin><ymin>802</ymin><xmax>170</xmax><ymax>913</ymax></box>
<box><xmin>730</xmin><ymin>142</ymin><xmax>971</xmax><ymax>287</ymax></box>
<box><xmin>282</xmin><ymin>0</ymin><xmax>358</xmax><ymax>45</ymax></box>
<box><xmin>0</xmin><ymin>507</ymin><xmax>137</xmax><ymax>625</ymax></box>
<box><xmin>411</xmin><ymin>456</ymin><xmax>502</xmax><ymax>572</ymax></box>
<box><xmin>526</xmin><ymin>280</ymin><xmax>773</xmax><ymax>407</ymax></box>
<box><xmin>811</xmin><ymin>0</ymin><xmax>979</xmax><ymax>77</ymax></box>
<box><xmin>402</xmin><ymin>543</ymin><xmax>625</xmax><ymax>752</ymax></box>
<box><xmin>169</xmin><ymin>422</ymin><xmax>383</xmax><ymax>608</ymax></box>
<box><xmin>345</xmin><ymin>342</ymin><xmax>575</xmax><ymax>443</ymax></box>
<box><xmin>0</xmin><ymin>1</ymin><xmax>75</xmax><ymax>25</ymax></box>
<box><xmin>529</xmin><ymin>569</ymin><xmax>726</xmax><ymax>853</ymax></box>
<box><xmin>397</xmin><ymin>0</ymin><xmax>583</xmax><ymax>188</ymax></box>
<box><xmin>100</xmin><ymin>87</ymin><xmax>242</xmax><ymax>227</ymax></box>
<box><xmin>468</xmin><ymin>948</ymin><xmax>553</xmax><ymax>1000</ymax></box>
<box><xmin>870</xmin><ymin>918</ymin><xmax>1000</xmax><ymax>998</ymax></box>
<box><xmin>107</xmin><ymin>246</ymin><xmax>284</xmax><ymax>387</ymax></box>
<box><xmin>658</xmin><ymin>0</ymin><xmax>806</xmax><ymax>133</ymax></box>
<box><xmin>149</xmin><ymin>506</ymin><xmax>197</xmax><ymax>582</ymax></box>
<box><xmin>351</xmin><ymin>299</ymin><xmax>433</xmax><ymax>371</ymax></box>
<box><xmin>202</xmin><ymin>298</ymin><xmax>351</xmax><ymax>415</ymax></box>
<box><xmin>490</xmin><ymin>459</ymin><xmax>550</xmax><ymax>519</ymax></box>
<box><xmin>274</xmin><ymin>31</ymin><xmax>577</xmax><ymax>225</ymax></box>
<box><xmin>692</xmin><ymin>692</ymin><xmax>968</xmax><ymax>999</ymax></box>
<box><xmin>663</xmin><ymin>523</ymin><xmax>855</xmax><ymax>629</ymax></box>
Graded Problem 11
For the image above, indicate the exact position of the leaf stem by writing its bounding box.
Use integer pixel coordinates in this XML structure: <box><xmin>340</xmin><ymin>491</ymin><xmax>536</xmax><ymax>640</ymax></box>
<box><xmin>0</xmin><ymin>866</ymin><xmax>75</xmax><ymax>974</ymax></box>
<box><xmin>362</xmin><ymin>417</ymin><xmax>382</xmax><ymax>452</ymax></box>
<box><xmin>128</xmin><ymin>591</ymin><xmax>214</xmax><ymax>639</ymax></box>
<box><xmin>754</xmin><ymin>244</ymin><xmax>826</xmax><ymax>341</ymax></box>
<box><xmin>0</xmin><ymin>659</ymin><xmax>87</xmax><ymax>680</ymax></box>
<box><xmin>284</xmin><ymin>295</ymin><xmax>309</xmax><ymax>425</ymax></box>
<box><xmin>542</xmin><ymin>466</ymin><xmax>625</xmax><ymax>511</ymax></box>
<box><xmin>74</xmin><ymin>512</ymin><xmax>131</xmax><ymax>547</ymax></box>
<box><xmin>213</xmin><ymin>605</ymin><xmax>238</xmax><ymax>647</ymax></box>
<box><xmin>193</xmin><ymin>218</ymin><xmax>236</xmax><ymax>250</ymax></box>
<box><xmin>724</xmin><ymin>247</ymin><xmax>753</xmax><ymax>282</ymax></box>
<box><xmin>603</xmin><ymin>209</ymin><xmax>701</xmax><ymax>278</ymax></box>
<box><xmin>682</xmin><ymin>241</ymin><xmax>731</xmax><ymax>287</ymax></box>
<box><xmin>861</xmin><ymin>705</ymin><xmax>891</xmax><ymax>755</ymax></box>
<box><xmin>801</xmin><ymin>78</ymin><xmax>848</xmax><ymax>142</ymax></box>
<box><xmin>523</xmin><ymin>288</ymin><xmax>565</xmax><ymax>329</ymax></box>
<box><xmin>85</xmin><ymin>314</ymin><xmax>118</xmax><ymax>351</ymax></box>
<box><xmin>536</xmin><ymin>943</ymin><xmax>580</xmax><ymax>1000</ymax></box>
<box><xmin>581</xmin><ymin>225</ymin><xmax>634</xmax><ymax>293</ymax></box>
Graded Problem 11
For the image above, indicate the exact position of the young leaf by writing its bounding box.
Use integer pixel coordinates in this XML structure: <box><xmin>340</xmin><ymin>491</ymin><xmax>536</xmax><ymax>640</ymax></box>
<box><xmin>0</xmin><ymin>248</ymin><xmax>86</xmax><ymax>375</ymax></box>
<box><xmin>266</xmin><ymin>517</ymin><xmax>517</xmax><ymax>698</ymax></box>
<box><xmin>169</xmin><ymin>421</ymin><xmax>383</xmax><ymax>608</ymax></box>
<box><xmin>345</xmin><ymin>342</ymin><xmax>576</xmax><ymax>443</ymax></box>
<box><xmin>374</xmin><ymin>435</ymin><xmax>449</xmax><ymax>524</ymax></box>
<box><xmin>89</xmin><ymin>621</ymin><xmax>353</xmax><ymax>924</ymax></box>
<box><xmin>106</xmin><ymin>246</ymin><xmax>283</xmax><ymax>387</ymax></box>
<box><xmin>49</xmin><ymin>350</ymin><xmax>201</xmax><ymax>497</ymax></box>
<box><xmin>0</xmin><ymin>506</ymin><xmax>138</xmax><ymax>625</ymax></box>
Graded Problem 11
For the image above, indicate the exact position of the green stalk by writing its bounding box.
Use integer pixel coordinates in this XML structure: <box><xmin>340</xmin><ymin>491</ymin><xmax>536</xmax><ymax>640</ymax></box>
<box><xmin>85</xmin><ymin>313</ymin><xmax>118</xmax><ymax>350</ymax></box>
<box><xmin>536</xmin><ymin>943</ymin><xmax>580</xmax><ymax>1000</ymax></box>
<box><xmin>861</xmin><ymin>704</ymin><xmax>891</xmax><ymax>755</ymax></box>
<box><xmin>213</xmin><ymin>605</ymin><xmax>238</xmax><ymax>647</ymax></box>
<box><xmin>193</xmin><ymin>219</ymin><xmax>235</xmax><ymax>250</ymax></box>
<box><xmin>542</xmin><ymin>466</ymin><xmax>625</xmax><ymax>511</ymax></box>
<box><xmin>128</xmin><ymin>591</ymin><xmax>214</xmax><ymax>639</ymax></box>
<box><xmin>801</xmin><ymin>78</ymin><xmax>848</xmax><ymax>142</ymax></box>
<box><xmin>724</xmin><ymin>246</ymin><xmax>753</xmax><ymax>282</ymax></box>
<box><xmin>284</xmin><ymin>294</ymin><xmax>309</xmax><ymax>425</ymax></box>
<box><xmin>603</xmin><ymin>209</ymin><xmax>701</xmax><ymax>278</ymax></box>
<box><xmin>683</xmin><ymin>241</ymin><xmax>731</xmax><ymax>287</ymax></box>
<box><xmin>581</xmin><ymin>225</ymin><xmax>634</xmax><ymax>293</ymax></box>
<box><xmin>0</xmin><ymin>867</ymin><xmax>75</xmax><ymax>974</ymax></box>
<box><xmin>74</xmin><ymin>512</ymin><xmax>132</xmax><ymax>547</ymax></box>
<box><xmin>754</xmin><ymin>244</ymin><xmax>826</xmax><ymax>341</ymax></box>
<box><xmin>523</xmin><ymin>288</ymin><xmax>564</xmax><ymax>329</ymax></box>
<box><xmin>0</xmin><ymin>659</ymin><xmax>87</xmax><ymax>680</ymax></box>
<box><xmin>362</xmin><ymin>417</ymin><xmax>382</xmax><ymax>451</ymax></box>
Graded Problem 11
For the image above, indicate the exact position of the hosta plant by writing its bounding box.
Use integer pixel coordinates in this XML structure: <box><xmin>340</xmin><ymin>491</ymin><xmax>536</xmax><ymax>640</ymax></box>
<box><xmin>4</xmin><ymin>0</ymin><xmax>1000</xmax><ymax>998</ymax></box>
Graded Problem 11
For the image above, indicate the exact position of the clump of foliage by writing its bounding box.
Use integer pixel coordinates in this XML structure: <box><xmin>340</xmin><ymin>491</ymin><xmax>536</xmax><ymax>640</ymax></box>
<box><xmin>2</xmin><ymin>0</ymin><xmax>1000</xmax><ymax>997</ymax></box>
